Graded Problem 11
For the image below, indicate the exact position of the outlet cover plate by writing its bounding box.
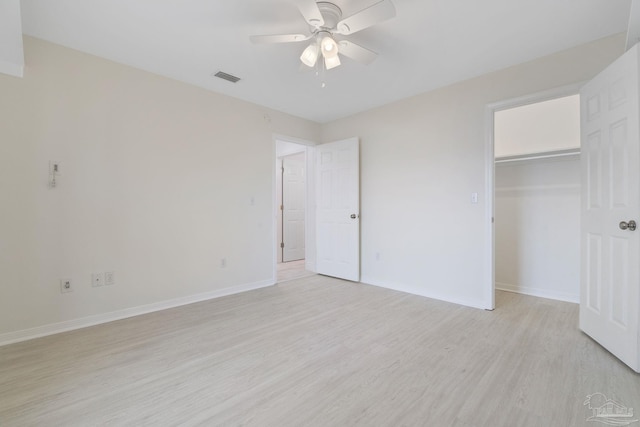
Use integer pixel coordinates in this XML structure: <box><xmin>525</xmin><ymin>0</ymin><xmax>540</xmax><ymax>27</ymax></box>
<box><xmin>104</xmin><ymin>271</ymin><xmax>115</xmax><ymax>286</ymax></box>
<box><xmin>92</xmin><ymin>273</ymin><xmax>104</xmax><ymax>287</ymax></box>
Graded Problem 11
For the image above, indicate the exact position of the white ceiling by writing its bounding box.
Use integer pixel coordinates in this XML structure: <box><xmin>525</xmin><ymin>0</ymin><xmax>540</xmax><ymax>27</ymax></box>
<box><xmin>19</xmin><ymin>0</ymin><xmax>632</xmax><ymax>123</ymax></box>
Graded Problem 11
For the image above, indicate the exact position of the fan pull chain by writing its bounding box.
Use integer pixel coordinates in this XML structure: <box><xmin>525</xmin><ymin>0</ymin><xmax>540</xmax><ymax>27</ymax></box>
<box><xmin>315</xmin><ymin>57</ymin><xmax>327</xmax><ymax>88</ymax></box>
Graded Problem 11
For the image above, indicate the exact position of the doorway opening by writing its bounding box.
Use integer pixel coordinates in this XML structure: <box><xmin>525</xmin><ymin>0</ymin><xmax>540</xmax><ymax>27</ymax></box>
<box><xmin>486</xmin><ymin>86</ymin><xmax>582</xmax><ymax>309</ymax></box>
<box><xmin>274</xmin><ymin>136</ymin><xmax>316</xmax><ymax>283</ymax></box>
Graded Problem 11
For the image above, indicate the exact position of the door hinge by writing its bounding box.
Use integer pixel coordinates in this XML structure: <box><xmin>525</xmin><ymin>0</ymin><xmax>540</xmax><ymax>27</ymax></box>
<box><xmin>280</xmin><ymin>242</ymin><xmax>284</xmax><ymax>248</ymax></box>
<box><xmin>280</xmin><ymin>205</ymin><xmax>283</xmax><ymax>211</ymax></box>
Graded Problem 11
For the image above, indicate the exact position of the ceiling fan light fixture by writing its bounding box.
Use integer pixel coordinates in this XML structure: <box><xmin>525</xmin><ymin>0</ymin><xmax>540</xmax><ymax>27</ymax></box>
<box><xmin>250</xmin><ymin>0</ymin><xmax>396</xmax><ymax>74</ymax></box>
<box><xmin>324</xmin><ymin>54</ymin><xmax>341</xmax><ymax>70</ymax></box>
<box><xmin>320</xmin><ymin>36</ymin><xmax>339</xmax><ymax>58</ymax></box>
<box><xmin>300</xmin><ymin>43</ymin><xmax>319</xmax><ymax>67</ymax></box>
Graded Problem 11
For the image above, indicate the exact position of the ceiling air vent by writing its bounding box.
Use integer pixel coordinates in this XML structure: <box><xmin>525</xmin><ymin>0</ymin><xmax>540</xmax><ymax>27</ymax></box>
<box><xmin>213</xmin><ymin>71</ymin><xmax>241</xmax><ymax>83</ymax></box>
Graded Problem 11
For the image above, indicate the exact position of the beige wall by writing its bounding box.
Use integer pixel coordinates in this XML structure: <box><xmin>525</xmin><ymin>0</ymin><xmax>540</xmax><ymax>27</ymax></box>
<box><xmin>494</xmin><ymin>94</ymin><xmax>580</xmax><ymax>157</ymax></box>
<box><xmin>321</xmin><ymin>34</ymin><xmax>625</xmax><ymax>308</ymax></box>
<box><xmin>0</xmin><ymin>37</ymin><xmax>320</xmax><ymax>341</ymax></box>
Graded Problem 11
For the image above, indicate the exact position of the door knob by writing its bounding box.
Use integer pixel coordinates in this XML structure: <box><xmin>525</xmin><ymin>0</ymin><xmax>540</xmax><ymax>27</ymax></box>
<box><xmin>619</xmin><ymin>220</ymin><xmax>637</xmax><ymax>231</ymax></box>
<box><xmin>350</xmin><ymin>214</ymin><xmax>358</xmax><ymax>219</ymax></box>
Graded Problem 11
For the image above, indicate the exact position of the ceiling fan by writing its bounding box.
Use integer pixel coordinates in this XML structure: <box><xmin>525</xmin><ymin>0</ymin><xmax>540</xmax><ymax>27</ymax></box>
<box><xmin>250</xmin><ymin>0</ymin><xmax>396</xmax><ymax>71</ymax></box>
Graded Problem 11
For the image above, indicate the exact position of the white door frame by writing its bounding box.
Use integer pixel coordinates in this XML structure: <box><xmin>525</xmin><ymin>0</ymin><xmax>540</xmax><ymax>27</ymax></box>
<box><xmin>483</xmin><ymin>82</ymin><xmax>584</xmax><ymax>310</ymax></box>
<box><xmin>272</xmin><ymin>134</ymin><xmax>317</xmax><ymax>282</ymax></box>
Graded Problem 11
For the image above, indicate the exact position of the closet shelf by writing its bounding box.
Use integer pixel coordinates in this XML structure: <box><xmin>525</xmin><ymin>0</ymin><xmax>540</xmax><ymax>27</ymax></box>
<box><xmin>495</xmin><ymin>148</ymin><xmax>580</xmax><ymax>164</ymax></box>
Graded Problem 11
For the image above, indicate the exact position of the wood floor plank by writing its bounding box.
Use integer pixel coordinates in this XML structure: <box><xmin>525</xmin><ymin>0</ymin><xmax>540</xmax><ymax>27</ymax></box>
<box><xmin>1</xmin><ymin>275</ymin><xmax>638</xmax><ymax>426</ymax></box>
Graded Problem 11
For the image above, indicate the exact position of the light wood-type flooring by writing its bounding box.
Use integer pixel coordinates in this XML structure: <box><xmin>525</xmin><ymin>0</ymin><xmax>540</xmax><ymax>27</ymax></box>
<box><xmin>1</xmin><ymin>275</ymin><xmax>639</xmax><ymax>426</ymax></box>
<box><xmin>277</xmin><ymin>259</ymin><xmax>315</xmax><ymax>282</ymax></box>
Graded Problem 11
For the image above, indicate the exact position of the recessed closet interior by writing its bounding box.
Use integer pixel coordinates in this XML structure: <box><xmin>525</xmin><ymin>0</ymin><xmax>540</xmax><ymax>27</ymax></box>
<box><xmin>494</xmin><ymin>94</ymin><xmax>581</xmax><ymax>303</ymax></box>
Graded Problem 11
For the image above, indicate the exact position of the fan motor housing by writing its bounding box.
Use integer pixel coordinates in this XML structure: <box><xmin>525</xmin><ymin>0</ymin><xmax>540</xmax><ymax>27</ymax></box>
<box><xmin>317</xmin><ymin>2</ymin><xmax>342</xmax><ymax>30</ymax></box>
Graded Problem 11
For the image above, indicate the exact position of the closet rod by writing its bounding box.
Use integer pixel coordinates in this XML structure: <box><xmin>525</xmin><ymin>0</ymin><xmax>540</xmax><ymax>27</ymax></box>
<box><xmin>495</xmin><ymin>148</ymin><xmax>580</xmax><ymax>164</ymax></box>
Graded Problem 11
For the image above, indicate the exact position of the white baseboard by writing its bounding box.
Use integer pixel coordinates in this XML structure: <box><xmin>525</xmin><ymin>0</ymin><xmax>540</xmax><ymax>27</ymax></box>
<box><xmin>360</xmin><ymin>276</ymin><xmax>490</xmax><ymax>310</ymax></box>
<box><xmin>495</xmin><ymin>281</ymin><xmax>579</xmax><ymax>304</ymax></box>
<box><xmin>305</xmin><ymin>260</ymin><xmax>316</xmax><ymax>273</ymax></box>
<box><xmin>0</xmin><ymin>279</ymin><xmax>275</xmax><ymax>347</ymax></box>
<box><xmin>0</xmin><ymin>59</ymin><xmax>24</xmax><ymax>78</ymax></box>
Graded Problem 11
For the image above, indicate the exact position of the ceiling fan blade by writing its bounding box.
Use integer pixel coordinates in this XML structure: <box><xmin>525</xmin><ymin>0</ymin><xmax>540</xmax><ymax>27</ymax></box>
<box><xmin>249</xmin><ymin>34</ymin><xmax>311</xmax><ymax>44</ymax></box>
<box><xmin>297</xmin><ymin>0</ymin><xmax>324</xmax><ymax>27</ymax></box>
<box><xmin>335</xmin><ymin>0</ymin><xmax>396</xmax><ymax>35</ymax></box>
<box><xmin>338</xmin><ymin>40</ymin><xmax>378</xmax><ymax>65</ymax></box>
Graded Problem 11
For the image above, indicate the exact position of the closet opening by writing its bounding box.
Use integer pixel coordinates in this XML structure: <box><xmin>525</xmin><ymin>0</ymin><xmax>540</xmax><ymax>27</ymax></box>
<box><xmin>493</xmin><ymin>93</ymin><xmax>581</xmax><ymax>305</ymax></box>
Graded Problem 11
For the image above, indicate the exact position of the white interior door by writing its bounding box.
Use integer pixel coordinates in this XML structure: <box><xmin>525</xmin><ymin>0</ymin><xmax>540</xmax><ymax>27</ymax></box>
<box><xmin>580</xmin><ymin>43</ymin><xmax>640</xmax><ymax>372</ymax></box>
<box><xmin>316</xmin><ymin>138</ymin><xmax>360</xmax><ymax>281</ymax></box>
<box><xmin>282</xmin><ymin>153</ymin><xmax>306</xmax><ymax>262</ymax></box>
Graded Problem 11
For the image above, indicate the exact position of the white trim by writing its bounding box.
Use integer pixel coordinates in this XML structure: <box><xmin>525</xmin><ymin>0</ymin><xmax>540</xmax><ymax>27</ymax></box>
<box><xmin>496</xmin><ymin>281</ymin><xmax>579</xmax><ymax>304</ymax></box>
<box><xmin>272</xmin><ymin>138</ymin><xmax>278</xmax><ymax>283</ymax></box>
<box><xmin>0</xmin><ymin>59</ymin><xmax>23</xmax><ymax>78</ymax></box>
<box><xmin>272</xmin><ymin>134</ymin><xmax>316</xmax><ymax>147</ymax></box>
<box><xmin>484</xmin><ymin>82</ymin><xmax>585</xmax><ymax>312</ymax></box>
<box><xmin>626</xmin><ymin>0</ymin><xmax>640</xmax><ymax>51</ymax></box>
<box><xmin>303</xmin><ymin>143</ymin><xmax>317</xmax><ymax>273</ymax></box>
<box><xmin>0</xmin><ymin>0</ymin><xmax>24</xmax><ymax>79</ymax></box>
<box><xmin>361</xmin><ymin>277</ymin><xmax>489</xmax><ymax>310</ymax></box>
<box><xmin>484</xmin><ymin>106</ymin><xmax>496</xmax><ymax>310</ymax></box>
<box><xmin>0</xmin><ymin>279</ymin><xmax>274</xmax><ymax>347</ymax></box>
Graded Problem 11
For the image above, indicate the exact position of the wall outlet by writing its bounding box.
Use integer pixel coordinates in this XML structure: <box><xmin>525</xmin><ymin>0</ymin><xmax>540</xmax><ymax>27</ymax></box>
<box><xmin>60</xmin><ymin>278</ymin><xmax>73</xmax><ymax>293</ymax></box>
<box><xmin>104</xmin><ymin>271</ymin><xmax>115</xmax><ymax>286</ymax></box>
<box><xmin>92</xmin><ymin>272</ymin><xmax>104</xmax><ymax>287</ymax></box>
<box><xmin>220</xmin><ymin>258</ymin><xmax>227</xmax><ymax>268</ymax></box>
